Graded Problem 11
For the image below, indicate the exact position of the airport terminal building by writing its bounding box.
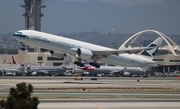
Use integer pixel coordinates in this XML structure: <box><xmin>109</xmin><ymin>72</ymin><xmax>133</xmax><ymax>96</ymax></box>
<box><xmin>118</xmin><ymin>30</ymin><xmax>180</xmax><ymax>74</ymax></box>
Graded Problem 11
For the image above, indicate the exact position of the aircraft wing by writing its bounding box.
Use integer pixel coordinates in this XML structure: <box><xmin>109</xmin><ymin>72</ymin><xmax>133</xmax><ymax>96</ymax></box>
<box><xmin>92</xmin><ymin>47</ymin><xmax>154</xmax><ymax>57</ymax></box>
<box><xmin>71</xmin><ymin>46</ymin><xmax>155</xmax><ymax>59</ymax></box>
<box><xmin>108</xmin><ymin>70</ymin><xmax>123</xmax><ymax>74</ymax></box>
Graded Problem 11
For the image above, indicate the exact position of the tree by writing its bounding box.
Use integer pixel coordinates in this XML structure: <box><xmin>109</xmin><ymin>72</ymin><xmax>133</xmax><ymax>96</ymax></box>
<box><xmin>0</xmin><ymin>82</ymin><xmax>39</xmax><ymax>109</ymax></box>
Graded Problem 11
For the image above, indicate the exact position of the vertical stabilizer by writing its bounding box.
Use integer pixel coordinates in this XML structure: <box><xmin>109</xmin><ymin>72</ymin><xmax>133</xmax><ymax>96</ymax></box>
<box><xmin>12</xmin><ymin>55</ymin><xmax>16</xmax><ymax>64</ymax></box>
<box><xmin>62</xmin><ymin>55</ymin><xmax>72</xmax><ymax>66</ymax></box>
<box><xmin>138</xmin><ymin>37</ymin><xmax>163</xmax><ymax>60</ymax></box>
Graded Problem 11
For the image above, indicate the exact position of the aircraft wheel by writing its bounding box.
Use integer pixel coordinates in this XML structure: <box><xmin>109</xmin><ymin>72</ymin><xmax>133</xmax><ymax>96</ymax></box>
<box><xmin>74</xmin><ymin>61</ymin><xmax>78</xmax><ymax>64</ymax></box>
<box><xmin>95</xmin><ymin>64</ymin><xmax>100</xmax><ymax>68</ymax></box>
<box><xmin>21</xmin><ymin>48</ymin><xmax>26</xmax><ymax>51</ymax></box>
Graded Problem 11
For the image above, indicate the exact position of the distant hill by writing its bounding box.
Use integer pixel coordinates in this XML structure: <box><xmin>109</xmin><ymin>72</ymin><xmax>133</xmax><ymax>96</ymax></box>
<box><xmin>0</xmin><ymin>0</ymin><xmax>180</xmax><ymax>34</ymax></box>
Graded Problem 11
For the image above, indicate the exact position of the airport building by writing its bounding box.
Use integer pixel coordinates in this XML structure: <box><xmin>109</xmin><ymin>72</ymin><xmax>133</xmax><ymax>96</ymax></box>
<box><xmin>119</xmin><ymin>30</ymin><xmax>180</xmax><ymax>74</ymax></box>
<box><xmin>0</xmin><ymin>49</ymin><xmax>64</xmax><ymax>66</ymax></box>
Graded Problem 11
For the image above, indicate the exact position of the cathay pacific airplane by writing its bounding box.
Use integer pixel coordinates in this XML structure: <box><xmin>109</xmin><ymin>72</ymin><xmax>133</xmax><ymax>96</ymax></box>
<box><xmin>13</xmin><ymin>30</ymin><xmax>163</xmax><ymax>68</ymax></box>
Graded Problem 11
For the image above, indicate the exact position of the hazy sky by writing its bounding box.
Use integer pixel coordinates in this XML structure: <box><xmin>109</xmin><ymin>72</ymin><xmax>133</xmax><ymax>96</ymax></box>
<box><xmin>0</xmin><ymin>0</ymin><xmax>179</xmax><ymax>34</ymax></box>
<box><xmin>62</xmin><ymin>0</ymin><xmax>165</xmax><ymax>7</ymax></box>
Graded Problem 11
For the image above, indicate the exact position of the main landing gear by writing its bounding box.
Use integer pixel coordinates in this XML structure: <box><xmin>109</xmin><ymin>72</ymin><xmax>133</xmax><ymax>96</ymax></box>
<box><xmin>74</xmin><ymin>60</ymin><xmax>100</xmax><ymax>68</ymax></box>
<box><xmin>89</xmin><ymin>62</ymin><xmax>100</xmax><ymax>68</ymax></box>
<box><xmin>74</xmin><ymin>61</ymin><xmax>84</xmax><ymax>67</ymax></box>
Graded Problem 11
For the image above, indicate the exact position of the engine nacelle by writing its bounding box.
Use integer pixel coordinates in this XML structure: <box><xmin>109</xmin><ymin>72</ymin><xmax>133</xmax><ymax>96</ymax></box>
<box><xmin>49</xmin><ymin>50</ymin><xmax>66</xmax><ymax>58</ymax></box>
<box><xmin>122</xmin><ymin>72</ymin><xmax>131</xmax><ymax>76</ymax></box>
<box><xmin>76</xmin><ymin>48</ymin><xmax>93</xmax><ymax>59</ymax></box>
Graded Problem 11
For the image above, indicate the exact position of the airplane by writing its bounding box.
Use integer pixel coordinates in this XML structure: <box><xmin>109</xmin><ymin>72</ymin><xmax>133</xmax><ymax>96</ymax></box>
<box><xmin>29</xmin><ymin>66</ymin><xmax>65</xmax><ymax>76</ymax></box>
<box><xmin>88</xmin><ymin>66</ymin><xmax>146</xmax><ymax>77</ymax></box>
<box><xmin>0</xmin><ymin>55</ymin><xmax>21</xmax><ymax>75</ymax></box>
<box><xmin>28</xmin><ymin>55</ymin><xmax>73</xmax><ymax>76</ymax></box>
<box><xmin>13</xmin><ymin>30</ymin><xmax>163</xmax><ymax>68</ymax></box>
<box><xmin>76</xmin><ymin>60</ymin><xmax>146</xmax><ymax>77</ymax></box>
<box><xmin>120</xmin><ymin>67</ymin><xmax>146</xmax><ymax>77</ymax></box>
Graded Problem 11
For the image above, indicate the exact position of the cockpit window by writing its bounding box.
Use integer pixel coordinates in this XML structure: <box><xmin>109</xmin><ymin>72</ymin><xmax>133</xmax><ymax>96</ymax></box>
<box><xmin>17</xmin><ymin>32</ymin><xmax>22</xmax><ymax>34</ymax></box>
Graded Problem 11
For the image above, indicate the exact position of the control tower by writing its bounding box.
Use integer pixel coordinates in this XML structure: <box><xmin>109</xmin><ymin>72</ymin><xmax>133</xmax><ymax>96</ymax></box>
<box><xmin>21</xmin><ymin>0</ymin><xmax>46</xmax><ymax>31</ymax></box>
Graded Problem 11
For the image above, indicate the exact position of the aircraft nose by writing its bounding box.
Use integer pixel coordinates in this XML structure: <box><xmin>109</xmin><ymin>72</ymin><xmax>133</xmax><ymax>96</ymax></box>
<box><xmin>13</xmin><ymin>33</ymin><xmax>17</xmax><ymax>37</ymax></box>
<box><xmin>13</xmin><ymin>31</ymin><xmax>21</xmax><ymax>37</ymax></box>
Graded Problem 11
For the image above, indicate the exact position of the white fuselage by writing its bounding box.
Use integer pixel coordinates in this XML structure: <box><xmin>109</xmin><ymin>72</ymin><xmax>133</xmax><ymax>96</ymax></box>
<box><xmin>13</xmin><ymin>30</ymin><xmax>156</xmax><ymax>67</ymax></box>
<box><xmin>86</xmin><ymin>66</ymin><xmax>146</xmax><ymax>75</ymax></box>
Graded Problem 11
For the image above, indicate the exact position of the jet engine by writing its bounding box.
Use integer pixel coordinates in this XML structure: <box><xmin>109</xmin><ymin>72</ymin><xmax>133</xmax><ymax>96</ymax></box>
<box><xmin>49</xmin><ymin>50</ymin><xmax>66</xmax><ymax>58</ymax></box>
<box><xmin>76</xmin><ymin>48</ymin><xmax>93</xmax><ymax>59</ymax></box>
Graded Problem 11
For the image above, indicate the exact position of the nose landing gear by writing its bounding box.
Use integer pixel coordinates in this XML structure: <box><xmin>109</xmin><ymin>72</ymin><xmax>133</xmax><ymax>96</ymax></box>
<box><xmin>20</xmin><ymin>42</ymin><xmax>28</xmax><ymax>51</ymax></box>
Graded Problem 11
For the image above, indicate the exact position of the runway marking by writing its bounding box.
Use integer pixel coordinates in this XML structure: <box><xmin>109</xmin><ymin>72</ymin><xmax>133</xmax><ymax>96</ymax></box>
<box><xmin>97</xmin><ymin>106</ymin><xmax>108</xmax><ymax>109</ymax></box>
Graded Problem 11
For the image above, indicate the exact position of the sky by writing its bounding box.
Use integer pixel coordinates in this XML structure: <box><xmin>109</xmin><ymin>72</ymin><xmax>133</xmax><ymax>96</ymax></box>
<box><xmin>0</xmin><ymin>0</ymin><xmax>179</xmax><ymax>35</ymax></box>
<box><xmin>62</xmin><ymin>0</ymin><xmax>165</xmax><ymax>7</ymax></box>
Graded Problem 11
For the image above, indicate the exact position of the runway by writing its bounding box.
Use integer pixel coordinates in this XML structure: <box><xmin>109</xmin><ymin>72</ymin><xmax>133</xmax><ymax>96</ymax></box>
<box><xmin>39</xmin><ymin>102</ymin><xmax>180</xmax><ymax>109</ymax></box>
<box><xmin>0</xmin><ymin>76</ymin><xmax>180</xmax><ymax>89</ymax></box>
<box><xmin>0</xmin><ymin>76</ymin><xmax>180</xmax><ymax>109</ymax></box>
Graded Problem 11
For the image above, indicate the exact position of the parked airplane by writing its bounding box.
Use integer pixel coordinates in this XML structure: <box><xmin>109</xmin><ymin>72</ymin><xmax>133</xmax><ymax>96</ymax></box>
<box><xmin>13</xmin><ymin>30</ymin><xmax>163</xmax><ymax>68</ymax></box>
<box><xmin>76</xmin><ymin>60</ymin><xmax>146</xmax><ymax>77</ymax></box>
<box><xmin>0</xmin><ymin>55</ymin><xmax>21</xmax><ymax>75</ymax></box>
<box><xmin>121</xmin><ymin>67</ymin><xmax>146</xmax><ymax>77</ymax></box>
<box><xmin>91</xmin><ymin>66</ymin><xmax>146</xmax><ymax>77</ymax></box>
<box><xmin>28</xmin><ymin>55</ymin><xmax>73</xmax><ymax>76</ymax></box>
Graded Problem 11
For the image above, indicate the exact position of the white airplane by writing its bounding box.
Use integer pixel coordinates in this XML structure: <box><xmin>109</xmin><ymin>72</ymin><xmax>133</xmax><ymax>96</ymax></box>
<box><xmin>0</xmin><ymin>55</ymin><xmax>21</xmax><ymax>74</ymax></box>
<box><xmin>90</xmin><ymin>66</ymin><xmax>146</xmax><ymax>77</ymax></box>
<box><xmin>13</xmin><ymin>30</ymin><xmax>163</xmax><ymax>68</ymax></box>
<box><xmin>76</xmin><ymin>60</ymin><xmax>146</xmax><ymax>77</ymax></box>
<box><xmin>28</xmin><ymin>55</ymin><xmax>73</xmax><ymax>76</ymax></box>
